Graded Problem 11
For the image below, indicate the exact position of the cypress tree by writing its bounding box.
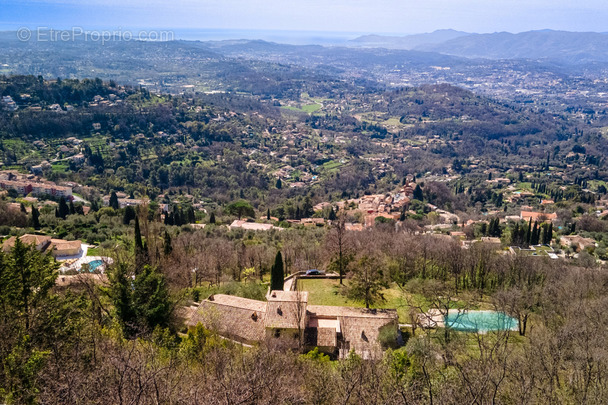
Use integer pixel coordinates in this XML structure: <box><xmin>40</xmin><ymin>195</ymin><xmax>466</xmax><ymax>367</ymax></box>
<box><xmin>413</xmin><ymin>184</ymin><xmax>424</xmax><ymax>201</ymax></box>
<box><xmin>174</xmin><ymin>210</ymin><xmax>182</xmax><ymax>226</ymax></box>
<box><xmin>209</xmin><ymin>212</ymin><xmax>216</xmax><ymax>224</ymax></box>
<box><xmin>134</xmin><ymin>216</ymin><xmax>147</xmax><ymax>272</ymax></box>
<box><xmin>31</xmin><ymin>206</ymin><xmax>40</xmax><ymax>229</ymax></box>
<box><xmin>163</xmin><ymin>230</ymin><xmax>172</xmax><ymax>256</ymax></box>
<box><xmin>58</xmin><ymin>197</ymin><xmax>70</xmax><ymax>219</ymax></box>
<box><xmin>270</xmin><ymin>251</ymin><xmax>284</xmax><ymax>291</ymax></box>
<box><xmin>123</xmin><ymin>205</ymin><xmax>136</xmax><ymax>225</ymax></box>
<box><xmin>109</xmin><ymin>191</ymin><xmax>120</xmax><ymax>210</ymax></box>
<box><xmin>134</xmin><ymin>216</ymin><xmax>144</xmax><ymax>253</ymax></box>
<box><xmin>267</xmin><ymin>208</ymin><xmax>271</xmax><ymax>220</ymax></box>
<box><xmin>549</xmin><ymin>223</ymin><xmax>554</xmax><ymax>244</ymax></box>
<box><xmin>531</xmin><ymin>221</ymin><xmax>539</xmax><ymax>245</ymax></box>
<box><xmin>525</xmin><ymin>219</ymin><xmax>532</xmax><ymax>245</ymax></box>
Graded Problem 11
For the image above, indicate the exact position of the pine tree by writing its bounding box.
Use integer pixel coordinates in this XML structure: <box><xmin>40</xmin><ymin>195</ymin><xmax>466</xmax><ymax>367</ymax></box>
<box><xmin>270</xmin><ymin>251</ymin><xmax>284</xmax><ymax>291</ymax></box>
<box><xmin>91</xmin><ymin>199</ymin><xmax>100</xmax><ymax>212</ymax></box>
<box><xmin>107</xmin><ymin>262</ymin><xmax>137</xmax><ymax>336</ymax></box>
<box><xmin>132</xmin><ymin>265</ymin><xmax>172</xmax><ymax>333</ymax></box>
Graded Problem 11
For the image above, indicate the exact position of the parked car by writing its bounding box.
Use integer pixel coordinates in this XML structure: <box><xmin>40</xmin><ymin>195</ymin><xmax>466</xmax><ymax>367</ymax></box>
<box><xmin>305</xmin><ymin>269</ymin><xmax>324</xmax><ymax>276</ymax></box>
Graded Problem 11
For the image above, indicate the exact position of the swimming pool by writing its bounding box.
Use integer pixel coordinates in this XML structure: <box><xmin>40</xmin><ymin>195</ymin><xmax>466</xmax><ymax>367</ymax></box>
<box><xmin>444</xmin><ymin>310</ymin><xmax>518</xmax><ymax>332</ymax></box>
<box><xmin>83</xmin><ymin>259</ymin><xmax>104</xmax><ymax>272</ymax></box>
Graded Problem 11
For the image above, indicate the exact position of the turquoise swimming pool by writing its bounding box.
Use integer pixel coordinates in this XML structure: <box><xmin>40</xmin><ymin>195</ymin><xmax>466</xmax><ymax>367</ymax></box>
<box><xmin>445</xmin><ymin>310</ymin><xmax>518</xmax><ymax>332</ymax></box>
<box><xmin>82</xmin><ymin>260</ymin><xmax>104</xmax><ymax>272</ymax></box>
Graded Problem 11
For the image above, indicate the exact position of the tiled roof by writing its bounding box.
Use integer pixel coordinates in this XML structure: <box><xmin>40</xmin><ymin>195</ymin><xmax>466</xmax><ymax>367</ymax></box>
<box><xmin>187</xmin><ymin>294</ymin><xmax>267</xmax><ymax>344</ymax></box>
<box><xmin>264</xmin><ymin>291</ymin><xmax>308</xmax><ymax>330</ymax></box>
<box><xmin>2</xmin><ymin>234</ymin><xmax>51</xmax><ymax>251</ymax></box>
<box><xmin>50</xmin><ymin>239</ymin><xmax>82</xmax><ymax>252</ymax></box>
<box><xmin>304</xmin><ymin>327</ymin><xmax>337</xmax><ymax>348</ymax></box>
<box><xmin>341</xmin><ymin>315</ymin><xmax>397</xmax><ymax>359</ymax></box>
<box><xmin>267</xmin><ymin>290</ymin><xmax>309</xmax><ymax>302</ymax></box>
<box><xmin>188</xmin><ymin>295</ymin><xmax>399</xmax><ymax>357</ymax></box>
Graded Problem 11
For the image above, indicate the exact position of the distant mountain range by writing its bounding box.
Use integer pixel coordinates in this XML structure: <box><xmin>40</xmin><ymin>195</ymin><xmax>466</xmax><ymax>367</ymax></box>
<box><xmin>350</xmin><ymin>29</ymin><xmax>469</xmax><ymax>50</ymax></box>
<box><xmin>350</xmin><ymin>30</ymin><xmax>608</xmax><ymax>64</ymax></box>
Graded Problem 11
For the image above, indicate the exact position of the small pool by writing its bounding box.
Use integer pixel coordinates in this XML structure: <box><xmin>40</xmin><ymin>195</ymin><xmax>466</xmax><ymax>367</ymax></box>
<box><xmin>445</xmin><ymin>310</ymin><xmax>518</xmax><ymax>332</ymax></box>
<box><xmin>83</xmin><ymin>260</ymin><xmax>104</xmax><ymax>272</ymax></box>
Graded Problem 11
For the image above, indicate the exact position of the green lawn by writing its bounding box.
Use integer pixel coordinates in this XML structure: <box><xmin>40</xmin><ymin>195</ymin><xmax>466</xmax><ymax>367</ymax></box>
<box><xmin>297</xmin><ymin>278</ymin><xmax>496</xmax><ymax>324</ymax></box>
<box><xmin>51</xmin><ymin>163</ymin><xmax>68</xmax><ymax>173</ymax></box>
<box><xmin>297</xmin><ymin>278</ymin><xmax>413</xmax><ymax>322</ymax></box>
<box><xmin>87</xmin><ymin>247</ymin><xmax>101</xmax><ymax>256</ymax></box>
<box><xmin>300</xmin><ymin>103</ymin><xmax>322</xmax><ymax>113</ymax></box>
<box><xmin>281</xmin><ymin>103</ymin><xmax>322</xmax><ymax>114</ymax></box>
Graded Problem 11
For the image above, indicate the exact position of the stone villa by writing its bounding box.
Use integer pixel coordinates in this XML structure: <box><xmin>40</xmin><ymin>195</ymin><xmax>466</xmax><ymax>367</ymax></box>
<box><xmin>186</xmin><ymin>290</ymin><xmax>399</xmax><ymax>359</ymax></box>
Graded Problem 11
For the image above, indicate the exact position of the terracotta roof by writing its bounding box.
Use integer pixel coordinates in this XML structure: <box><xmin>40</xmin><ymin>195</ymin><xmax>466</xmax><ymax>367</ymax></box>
<box><xmin>19</xmin><ymin>234</ymin><xmax>51</xmax><ymax>246</ymax></box>
<box><xmin>50</xmin><ymin>239</ymin><xmax>81</xmax><ymax>252</ymax></box>
<box><xmin>3</xmin><ymin>234</ymin><xmax>51</xmax><ymax>251</ymax></box>
<box><xmin>520</xmin><ymin>211</ymin><xmax>557</xmax><ymax>221</ymax></box>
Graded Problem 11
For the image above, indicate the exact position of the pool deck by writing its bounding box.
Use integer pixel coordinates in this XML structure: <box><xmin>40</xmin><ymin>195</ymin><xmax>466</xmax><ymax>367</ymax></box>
<box><xmin>58</xmin><ymin>244</ymin><xmax>113</xmax><ymax>273</ymax></box>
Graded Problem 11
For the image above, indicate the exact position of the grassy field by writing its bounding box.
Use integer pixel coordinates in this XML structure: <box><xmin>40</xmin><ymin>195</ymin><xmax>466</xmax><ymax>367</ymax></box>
<box><xmin>87</xmin><ymin>247</ymin><xmax>101</xmax><ymax>256</ymax></box>
<box><xmin>297</xmin><ymin>278</ymin><xmax>413</xmax><ymax>322</ymax></box>
<box><xmin>51</xmin><ymin>163</ymin><xmax>68</xmax><ymax>173</ymax></box>
<box><xmin>297</xmin><ymin>278</ymin><xmax>497</xmax><ymax>324</ymax></box>
<box><xmin>281</xmin><ymin>103</ymin><xmax>322</xmax><ymax>114</ymax></box>
<box><xmin>320</xmin><ymin>160</ymin><xmax>344</xmax><ymax>174</ymax></box>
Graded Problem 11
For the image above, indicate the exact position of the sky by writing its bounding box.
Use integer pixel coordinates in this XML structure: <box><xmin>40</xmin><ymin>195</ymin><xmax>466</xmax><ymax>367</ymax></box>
<box><xmin>1</xmin><ymin>0</ymin><xmax>608</xmax><ymax>38</ymax></box>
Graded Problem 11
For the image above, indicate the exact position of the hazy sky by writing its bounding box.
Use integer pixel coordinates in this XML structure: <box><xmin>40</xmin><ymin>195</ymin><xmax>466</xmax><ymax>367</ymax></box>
<box><xmin>2</xmin><ymin>0</ymin><xmax>608</xmax><ymax>35</ymax></box>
